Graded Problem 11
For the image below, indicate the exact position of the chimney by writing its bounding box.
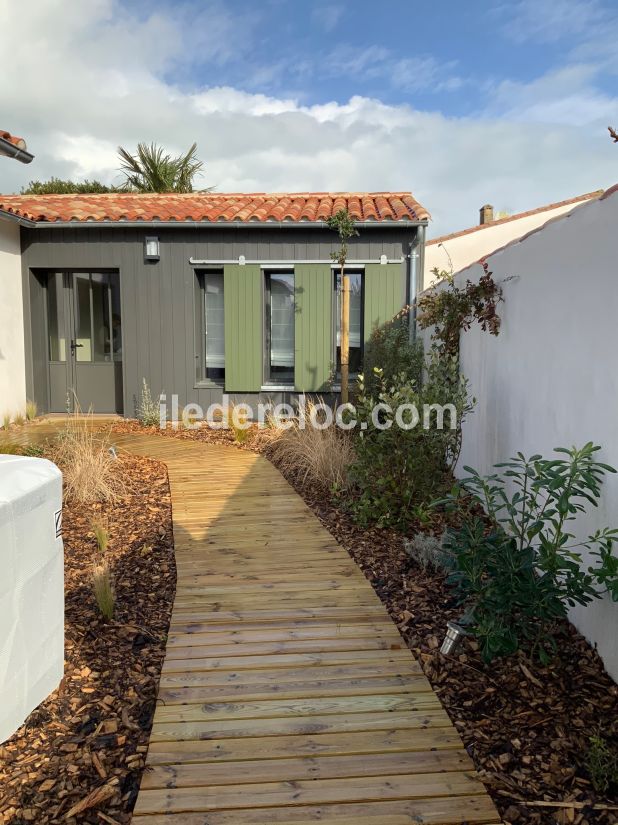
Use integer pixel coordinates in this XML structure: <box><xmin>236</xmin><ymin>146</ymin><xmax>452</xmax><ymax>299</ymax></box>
<box><xmin>479</xmin><ymin>204</ymin><xmax>494</xmax><ymax>225</ymax></box>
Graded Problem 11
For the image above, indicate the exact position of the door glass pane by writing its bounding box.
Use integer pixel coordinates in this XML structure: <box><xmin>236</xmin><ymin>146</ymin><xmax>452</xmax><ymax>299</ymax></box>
<box><xmin>336</xmin><ymin>271</ymin><xmax>363</xmax><ymax>375</ymax></box>
<box><xmin>204</xmin><ymin>271</ymin><xmax>225</xmax><ymax>380</ymax></box>
<box><xmin>47</xmin><ymin>272</ymin><xmax>66</xmax><ymax>362</ymax></box>
<box><xmin>268</xmin><ymin>272</ymin><xmax>295</xmax><ymax>383</ymax></box>
<box><xmin>74</xmin><ymin>273</ymin><xmax>92</xmax><ymax>362</ymax></box>
<box><xmin>91</xmin><ymin>273</ymin><xmax>112</xmax><ymax>362</ymax></box>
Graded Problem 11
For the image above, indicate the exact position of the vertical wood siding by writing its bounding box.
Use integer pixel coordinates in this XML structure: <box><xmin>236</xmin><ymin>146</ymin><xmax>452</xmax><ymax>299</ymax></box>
<box><xmin>223</xmin><ymin>264</ymin><xmax>263</xmax><ymax>391</ymax></box>
<box><xmin>364</xmin><ymin>262</ymin><xmax>407</xmax><ymax>342</ymax></box>
<box><xmin>294</xmin><ymin>264</ymin><xmax>333</xmax><ymax>392</ymax></box>
<box><xmin>20</xmin><ymin>227</ymin><xmax>416</xmax><ymax>411</ymax></box>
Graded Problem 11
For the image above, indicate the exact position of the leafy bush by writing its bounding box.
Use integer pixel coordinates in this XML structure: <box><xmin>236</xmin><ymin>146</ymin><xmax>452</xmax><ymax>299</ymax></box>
<box><xmin>443</xmin><ymin>444</ymin><xmax>618</xmax><ymax>661</ymax></box>
<box><xmin>417</xmin><ymin>261</ymin><xmax>503</xmax><ymax>357</ymax></box>
<box><xmin>264</xmin><ymin>400</ymin><xmax>355</xmax><ymax>491</ymax></box>
<box><xmin>347</xmin><ymin>353</ymin><xmax>472</xmax><ymax>529</ymax></box>
<box><xmin>586</xmin><ymin>733</ymin><xmax>618</xmax><ymax>794</ymax></box>
<box><xmin>52</xmin><ymin>413</ymin><xmax>127</xmax><ymax>503</ymax></box>
<box><xmin>362</xmin><ymin>309</ymin><xmax>424</xmax><ymax>399</ymax></box>
<box><xmin>137</xmin><ymin>378</ymin><xmax>161</xmax><ymax>426</ymax></box>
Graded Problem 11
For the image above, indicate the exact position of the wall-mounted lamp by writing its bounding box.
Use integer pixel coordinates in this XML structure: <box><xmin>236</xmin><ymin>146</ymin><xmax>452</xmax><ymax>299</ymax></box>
<box><xmin>144</xmin><ymin>236</ymin><xmax>160</xmax><ymax>261</ymax></box>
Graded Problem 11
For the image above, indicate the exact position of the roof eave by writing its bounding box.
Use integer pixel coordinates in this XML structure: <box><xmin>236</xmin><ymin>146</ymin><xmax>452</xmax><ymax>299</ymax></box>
<box><xmin>25</xmin><ymin>218</ymin><xmax>429</xmax><ymax>230</ymax></box>
<box><xmin>0</xmin><ymin>208</ymin><xmax>37</xmax><ymax>228</ymax></box>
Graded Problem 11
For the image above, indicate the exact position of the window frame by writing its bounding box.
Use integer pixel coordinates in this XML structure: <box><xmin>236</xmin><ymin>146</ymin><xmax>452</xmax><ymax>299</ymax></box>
<box><xmin>194</xmin><ymin>268</ymin><xmax>226</xmax><ymax>387</ymax></box>
<box><xmin>332</xmin><ymin>267</ymin><xmax>365</xmax><ymax>381</ymax></box>
<box><xmin>263</xmin><ymin>269</ymin><xmax>296</xmax><ymax>387</ymax></box>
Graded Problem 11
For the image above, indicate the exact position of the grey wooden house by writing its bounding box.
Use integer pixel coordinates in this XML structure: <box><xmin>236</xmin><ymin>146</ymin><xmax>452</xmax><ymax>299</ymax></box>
<box><xmin>0</xmin><ymin>191</ymin><xmax>429</xmax><ymax>415</ymax></box>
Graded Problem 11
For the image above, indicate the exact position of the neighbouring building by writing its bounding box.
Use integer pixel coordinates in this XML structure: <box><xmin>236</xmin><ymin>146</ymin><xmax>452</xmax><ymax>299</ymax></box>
<box><xmin>0</xmin><ymin>129</ymin><xmax>33</xmax><ymax>422</ymax></box>
<box><xmin>423</xmin><ymin>190</ymin><xmax>601</xmax><ymax>289</ymax></box>
<box><xmin>0</xmin><ymin>192</ymin><xmax>429</xmax><ymax>416</ymax></box>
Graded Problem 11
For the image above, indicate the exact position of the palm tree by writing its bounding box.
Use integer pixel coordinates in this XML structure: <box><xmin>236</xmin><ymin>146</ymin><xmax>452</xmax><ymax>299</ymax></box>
<box><xmin>117</xmin><ymin>142</ymin><xmax>205</xmax><ymax>193</ymax></box>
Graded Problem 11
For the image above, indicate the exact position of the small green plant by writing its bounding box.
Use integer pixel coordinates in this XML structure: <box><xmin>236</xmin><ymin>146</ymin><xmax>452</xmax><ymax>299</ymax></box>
<box><xmin>417</xmin><ymin>261</ymin><xmax>503</xmax><ymax>357</ymax></box>
<box><xmin>93</xmin><ymin>562</ymin><xmax>115</xmax><ymax>621</ymax></box>
<box><xmin>442</xmin><ymin>444</ymin><xmax>618</xmax><ymax>662</ymax></box>
<box><xmin>2</xmin><ymin>412</ymin><xmax>11</xmax><ymax>430</ymax></box>
<box><xmin>92</xmin><ymin>520</ymin><xmax>114</xmax><ymax>621</ymax></box>
<box><xmin>137</xmin><ymin>378</ymin><xmax>161</xmax><ymax>426</ymax></box>
<box><xmin>92</xmin><ymin>520</ymin><xmax>110</xmax><ymax>553</ymax></box>
<box><xmin>404</xmin><ymin>532</ymin><xmax>450</xmax><ymax>571</ymax></box>
<box><xmin>25</xmin><ymin>400</ymin><xmax>38</xmax><ymax>421</ymax></box>
<box><xmin>585</xmin><ymin>732</ymin><xmax>618</xmax><ymax>794</ymax></box>
<box><xmin>347</xmin><ymin>352</ymin><xmax>472</xmax><ymax>529</ymax></box>
<box><xmin>24</xmin><ymin>444</ymin><xmax>44</xmax><ymax>457</ymax></box>
<box><xmin>13</xmin><ymin>412</ymin><xmax>25</xmax><ymax>427</ymax></box>
<box><xmin>227</xmin><ymin>405</ymin><xmax>251</xmax><ymax>444</ymax></box>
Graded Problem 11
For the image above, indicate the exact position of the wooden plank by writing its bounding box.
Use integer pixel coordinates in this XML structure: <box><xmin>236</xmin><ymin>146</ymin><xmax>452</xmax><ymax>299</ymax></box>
<box><xmin>140</xmin><ymin>749</ymin><xmax>475</xmax><ymax>789</ymax></box>
<box><xmin>134</xmin><ymin>771</ymin><xmax>483</xmax><ymax>813</ymax></box>
<box><xmin>157</xmin><ymin>674</ymin><xmax>432</xmax><ymax>704</ymax></box>
<box><xmin>148</xmin><ymin>709</ymin><xmax>453</xmax><ymax>742</ymax></box>
<box><xmin>145</xmin><ymin>728</ymin><xmax>466</xmax><ymax>765</ymax></box>
<box><xmin>153</xmin><ymin>693</ymin><xmax>441</xmax><ymax>723</ymax></box>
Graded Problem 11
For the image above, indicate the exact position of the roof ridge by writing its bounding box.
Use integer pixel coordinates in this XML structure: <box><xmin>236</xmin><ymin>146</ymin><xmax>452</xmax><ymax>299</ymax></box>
<box><xmin>427</xmin><ymin>190</ymin><xmax>603</xmax><ymax>246</ymax></box>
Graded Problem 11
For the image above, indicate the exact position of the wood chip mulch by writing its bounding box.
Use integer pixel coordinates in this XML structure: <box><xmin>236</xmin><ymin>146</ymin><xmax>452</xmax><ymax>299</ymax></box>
<box><xmin>0</xmin><ymin>451</ymin><xmax>175</xmax><ymax>825</ymax></box>
<box><xmin>114</xmin><ymin>420</ymin><xmax>618</xmax><ymax>825</ymax></box>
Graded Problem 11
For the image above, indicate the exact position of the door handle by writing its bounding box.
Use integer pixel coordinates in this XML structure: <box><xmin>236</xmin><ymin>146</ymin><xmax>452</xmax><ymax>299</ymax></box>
<box><xmin>70</xmin><ymin>340</ymin><xmax>84</xmax><ymax>353</ymax></box>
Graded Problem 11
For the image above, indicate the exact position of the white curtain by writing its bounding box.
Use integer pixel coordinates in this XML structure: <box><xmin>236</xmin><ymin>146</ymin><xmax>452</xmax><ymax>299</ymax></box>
<box><xmin>205</xmin><ymin>272</ymin><xmax>225</xmax><ymax>369</ymax></box>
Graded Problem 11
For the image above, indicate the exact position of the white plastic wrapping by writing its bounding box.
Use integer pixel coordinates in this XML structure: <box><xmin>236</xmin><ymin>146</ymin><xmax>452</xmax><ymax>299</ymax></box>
<box><xmin>0</xmin><ymin>455</ymin><xmax>64</xmax><ymax>743</ymax></box>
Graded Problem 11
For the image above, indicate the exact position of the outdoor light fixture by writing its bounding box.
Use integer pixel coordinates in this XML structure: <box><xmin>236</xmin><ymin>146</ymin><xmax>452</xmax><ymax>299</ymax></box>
<box><xmin>144</xmin><ymin>236</ymin><xmax>160</xmax><ymax>261</ymax></box>
<box><xmin>440</xmin><ymin>621</ymin><xmax>467</xmax><ymax>656</ymax></box>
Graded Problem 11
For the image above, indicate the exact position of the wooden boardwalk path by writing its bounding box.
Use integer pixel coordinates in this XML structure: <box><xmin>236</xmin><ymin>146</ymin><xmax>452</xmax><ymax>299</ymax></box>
<box><xmin>109</xmin><ymin>433</ymin><xmax>500</xmax><ymax>825</ymax></box>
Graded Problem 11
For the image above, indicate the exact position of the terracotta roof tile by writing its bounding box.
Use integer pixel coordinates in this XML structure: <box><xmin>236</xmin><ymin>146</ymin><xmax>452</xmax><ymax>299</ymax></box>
<box><xmin>0</xmin><ymin>192</ymin><xmax>430</xmax><ymax>225</ymax></box>
<box><xmin>427</xmin><ymin>190</ymin><xmax>602</xmax><ymax>246</ymax></box>
<box><xmin>0</xmin><ymin>130</ymin><xmax>27</xmax><ymax>149</ymax></box>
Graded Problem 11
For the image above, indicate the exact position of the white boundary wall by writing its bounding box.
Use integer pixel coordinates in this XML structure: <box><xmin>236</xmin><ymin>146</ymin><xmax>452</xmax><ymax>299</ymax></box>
<box><xmin>0</xmin><ymin>219</ymin><xmax>26</xmax><ymax>420</ymax></box>
<box><xmin>420</xmin><ymin>186</ymin><xmax>618</xmax><ymax>681</ymax></box>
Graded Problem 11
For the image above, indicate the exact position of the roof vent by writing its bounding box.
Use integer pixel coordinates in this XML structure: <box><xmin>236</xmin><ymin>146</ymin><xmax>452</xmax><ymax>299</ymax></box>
<box><xmin>479</xmin><ymin>204</ymin><xmax>494</xmax><ymax>225</ymax></box>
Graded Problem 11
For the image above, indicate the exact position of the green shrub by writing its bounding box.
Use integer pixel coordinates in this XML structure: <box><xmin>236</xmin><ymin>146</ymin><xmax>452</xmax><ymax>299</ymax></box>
<box><xmin>137</xmin><ymin>378</ymin><xmax>161</xmax><ymax>426</ymax></box>
<box><xmin>586</xmin><ymin>733</ymin><xmax>618</xmax><ymax>794</ymax></box>
<box><xmin>347</xmin><ymin>353</ymin><xmax>472</xmax><ymax>529</ymax></box>
<box><xmin>361</xmin><ymin>310</ymin><xmax>423</xmax><ymax>399</ymax></box>
<box><xmin>442</xmin><ymin>444</ymin><xmax>618</xmax><ymax>662</ymax></box>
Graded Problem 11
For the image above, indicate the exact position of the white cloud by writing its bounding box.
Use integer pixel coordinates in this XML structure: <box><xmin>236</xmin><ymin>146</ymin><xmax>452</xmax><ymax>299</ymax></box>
<box><xmin>311</xmin><ymin>4</ymin><xmax>344</xmax><ymax>33</ymax></box>
<box><xmin>0</xmin><ymin>0</ymin><xmax>616</xmax><ymax>236</ymax></box>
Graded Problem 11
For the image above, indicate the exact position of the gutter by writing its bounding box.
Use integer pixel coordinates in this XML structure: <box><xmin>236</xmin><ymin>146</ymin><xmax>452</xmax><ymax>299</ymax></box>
<box><xmin>24</xmin><ymin>218</ymin><xmax>429</xmax><ymax>230</ymax></box>
<box><xmin>0</xmin><ymin>209</ymin><xmax>37</xmax><ymax>228</ymax></box>
<box><xmin>0</xmin><ymin>136</ymin><xmax>34</xmax><ymax>165</ymax></box>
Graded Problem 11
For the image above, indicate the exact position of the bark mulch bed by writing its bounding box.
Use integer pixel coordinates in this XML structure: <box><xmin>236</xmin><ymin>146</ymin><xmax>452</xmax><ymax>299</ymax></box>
<box><xmin>0</xmin><ymin>450</ymin><xmax>175</xmax><ymax>825</ymax></box>
<box><xmin>112</xmin><ymin>420</ymin><xmax>618</xmax><ymax>825</ymax></box>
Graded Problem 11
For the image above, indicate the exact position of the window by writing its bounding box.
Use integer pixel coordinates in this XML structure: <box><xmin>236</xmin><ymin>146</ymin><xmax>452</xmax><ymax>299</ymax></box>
<box><xmin>334</xmin><ymin>270</ymin><xmax>364</xmax><ymax>375</ymax></box>
<box><xmin>196</xmin><ymin>270</ymin><xmax>225</xmax><ymax>382</ymax></box>
<box><xmin>264</xmin><ymin>271</ymin><xmax>295</xmax><ymax>384</ymax></box>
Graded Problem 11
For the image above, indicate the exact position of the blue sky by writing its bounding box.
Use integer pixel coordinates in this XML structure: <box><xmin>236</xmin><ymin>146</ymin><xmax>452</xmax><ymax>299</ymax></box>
<box><xmin>1</xmin><ymin>0</ymin><xmax>617</xmax><ymax>234</ymax></box>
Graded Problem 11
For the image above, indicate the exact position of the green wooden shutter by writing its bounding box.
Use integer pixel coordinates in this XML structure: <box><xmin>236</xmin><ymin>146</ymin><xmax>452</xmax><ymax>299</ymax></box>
<box><xmin>294</xmin><ymin>264</ymin><xmax>333</xmax><ymax>392</ymax></box>
<box><xmin>363</xmin><ymin>263</ymin><xmax>406</xmax><ymax>342</ymax></box>
<box><xmin>223</xmin><ymin>264</ymin><xmax>263</xmax><ymax>392</ymax></box>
